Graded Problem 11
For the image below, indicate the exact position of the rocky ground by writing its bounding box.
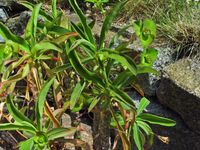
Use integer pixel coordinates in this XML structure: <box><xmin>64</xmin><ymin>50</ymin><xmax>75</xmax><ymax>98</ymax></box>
<box><xmin>1</xmin><ymin>0</ymin><xmax>200</xmax><ymax>150</ymax></box>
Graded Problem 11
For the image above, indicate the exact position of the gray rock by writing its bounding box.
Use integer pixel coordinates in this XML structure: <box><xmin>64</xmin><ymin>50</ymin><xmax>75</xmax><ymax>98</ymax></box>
<box><xmin>5</xmin><ymin>11</ymin><xmax>30</xmax><ymax>36</ymax></box>
<box><xmin>148</xmin><ymin>100</ymin><xmax>200</xmax><ymax>150</ymax></box>
<box><xmin>130</xmin><ymin>92</ymin><xmax>200</xmax><ymax>150</ymax></box>
<box><xmin>156</xmin><ymin>58</ymin><xmax>200</xmax><ymax>133</ymax></box>
<box><xmin>137</xmin><ymin>46</ymin><xmax>175</xmax><ymax>96</ymax></box>
<box><xmin>0</xmin><ymin>0</ymin><xmax>15</xmax><ymax>7</ymax></box>
<box><xmin>0</xmin><ymin>7</ymin><xmax>8</xmax><ymax>22</ymax></box>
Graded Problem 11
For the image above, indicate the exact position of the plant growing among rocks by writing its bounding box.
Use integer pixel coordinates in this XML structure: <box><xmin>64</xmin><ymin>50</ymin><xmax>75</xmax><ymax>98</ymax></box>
<box><xmin>67</xmin><ymin>0</ymin><xmax>176</xmax><ymax>149</ymax></box>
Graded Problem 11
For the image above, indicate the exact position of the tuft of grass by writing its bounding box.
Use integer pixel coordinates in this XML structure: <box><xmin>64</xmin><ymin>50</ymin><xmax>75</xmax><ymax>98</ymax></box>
<box><xmin>123</xmin><ymin>0</ymin><xmax>200</xmax><ymax>56</ymax></box>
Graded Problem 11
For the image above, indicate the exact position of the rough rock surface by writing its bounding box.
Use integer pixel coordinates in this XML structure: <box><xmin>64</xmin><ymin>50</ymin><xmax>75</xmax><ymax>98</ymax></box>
<box><xmin>157</xmin><ymin>58</ymin><xmax>200</xmax><ymax>133</ymax></box>
<box><xmin>130</xmin><ymin>92</ymin><xmax>200</xmax><ymax>150</ymax></box>
<box><xmin>0</xmin><ymin>0</ymin><xmax>15</xmax><ymax>7</ymax></box>
<box><xmin>5</xmin><ymin>11</ymin><xmax>30</xmax><ymax>36</ymax></box>
<box><xmin>137</xmin><ymin>46</ymin><xmax>176</xmax><ymax>97</ymax></box>
<box><xmin>149</xmin><ymin>100</ymin><xmax>200</xmax><ymax>150</ymax></box>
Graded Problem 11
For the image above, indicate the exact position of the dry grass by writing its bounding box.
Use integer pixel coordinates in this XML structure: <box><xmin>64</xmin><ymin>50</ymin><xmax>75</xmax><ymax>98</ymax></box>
<box><xmin>123</xmin><ymin>0</ymin><xmax>200</xmax><ymax>56</ymax></box>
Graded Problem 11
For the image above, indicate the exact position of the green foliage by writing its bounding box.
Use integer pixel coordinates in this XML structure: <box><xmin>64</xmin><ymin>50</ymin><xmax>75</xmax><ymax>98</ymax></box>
<box><xmin>85</xmin><ymin>0</ymin><xmax>109</xmax><ymax>14</ymax></box>
<box><xmin>67</xmin><ymin>0</ymin><xmax>175</xmax><ymax>149</ymax></box>
<box><xmin>0</xmin><ymin>80</ymin><xmax>76</xmax><ymax>150</ymax></box>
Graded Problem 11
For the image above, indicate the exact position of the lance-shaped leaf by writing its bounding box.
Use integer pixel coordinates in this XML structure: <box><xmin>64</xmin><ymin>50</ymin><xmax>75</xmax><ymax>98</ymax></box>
<box><xmin>110</xmin><ymin>85</ymin><xmax>135</xmax><ymax>109</ymax></box>
<box><xmin>36</xmin><ymin>77</ymin><xmax>55</xmax><ymax>130</ymax></box>
<box><xmin>68</xmin><ymin>50</ymin><xmax>104</xmax><ymax>87</ymax></box>
<box><xmin>47</xmin><ymin>127</ymin><xmax>76</xmax><ymax>140</ymax></box>
<box><xmin>0</xmin><ymin>122</ymin><xmax>37</xmax><ymax>134</ymax></box>
<box><xmin>70</xmin><ymin>82</ymin><xmax>86</xmax><ymax>109</ymax></box>
<box><xmin>113</xmin><ymin>70</ymin><xmax>136</xmax><ymax>88</ymax></box>
<box><xmin>25</xmin><ymin>3</ymin><xmax>42</xmax><ymax>39</ymax></box>
<box><xmin>137</xmin><ymin>65</ymin><xmax>159</xmax><ymax>75</ymax></box>
<box><xmin>0</xmin><ymin>22</ymin><xmax>30</xmax><ymax>51</ymax></box>
<box><xmin>31</xmin><ymin>41</ymin><xmax>62</xmax><ymax>54</ymax></box>
<box><xmin>19</xmin><ymin>137</ymin><xmax>34</xmax><ymax>150</ymax></box>
<box><xmin>69</xmin><ymin>0</ymin><xmax>95</xmax><ymax>44</ymax></box>
<box><xmin>7</xmin><ymin>95</ymin><xmax>33</xmax><ymax>124</ymax></box>
<box><xmin>67</xmin><ymin>39</ymin><xmax>96</xmax><ymax>55</ymax></box>
<box><xmin>88</xmin><ymin>97</ymin><xmax>100</xmax><ymax>112</ymax></box>
<box><xmin>133</xmin><ymin>123</ymin><xmax>143</xmax><ymax>150</ymax></box>
<box><xmin>52</xmin><ymin>0</ymin><xmax>57</xmax><ymax>18</ymax></box>
<box><xmin>137</xmin><ymin>97</ymin><xmax>150</xmax><ymax>116</ymax></box>
<box><xmin>2</xmin><ymin>55</ymin><xmax>29</xmax><ymax>80</ymax></box>
<box><xmin>137</xmin><ymin>113</ymin><xmax>176</xmax><ymax>127</ymax></box>
<box><xmin>99</xmin><ymin>50</ymin><xmax>137</xmax><ymax>76</ymax></box>
<box><xmin>99</xmin><ymin>0</ymin><xmax>128</xmax><ymax>49</ymax></box>
<box><xmin>71</xmin><ymin>22</ymin><xmax>87</xmax><ymax>40</ymax></box>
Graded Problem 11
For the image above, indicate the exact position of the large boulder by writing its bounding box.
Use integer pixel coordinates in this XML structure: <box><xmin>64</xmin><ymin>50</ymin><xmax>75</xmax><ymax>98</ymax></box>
<box><xmin>130</xmin><ymin>92</ymin><xmax>200</xmax><ymax>150</ymax></box>
<box><xmin>156</xmin><ymin>58</ymin><xmax>200</xmax><ymax>133</ymax></box>
<box><xmin>149</xmin><ymin>100</ymin><xmax>200</xmax><ymax>150</ymax></box>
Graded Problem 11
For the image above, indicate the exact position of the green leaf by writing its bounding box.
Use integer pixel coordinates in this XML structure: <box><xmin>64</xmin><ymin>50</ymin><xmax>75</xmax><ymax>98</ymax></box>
<box><xmin>133</xmin><ymin>20</ymin><xmax>142</xmax><ymax>38</ymax></box>
<box><xmin>71</xmin><ymin>22</ymin><xmax>87</xmax><ymax>40</ymax></box>
<box><xmin>88</xmin><ymin>97</ymin><xmax>100</xmax><ymax>112</ymax></box>
<box><xmin>69</xmin><ymin>0</ymin><xmax>95</xmax><ymax>44</ymax></box>
<box><xmin>7</xmin><ymin>95</ymin><xmax>33</xmax><ymax>124</ymax></box>
<box><xmin>99</xmin><ymin>0</ymin><xmax>128</xmax><ymax>49</ymax></box>
<box><xmin>0</xmin><ymin>22</ymin><xmax>30</xmax><ymax>52</ymax></box>
<box><xmin>68</xmin><ymin>51</ymin><xmax>104</xmax><ymax>86</ymax></box>
<box><xmin>133</xmin><ymin>19</ymin><xmax>156</xmax><ymax>49</ymax></box>
<box><xmin>2</xmin><ymin>55</ymin><xmax>29</xmax><ymax>80</ymax></box>
<box><xmin>7</xmin><ymin>63</ymin><xmax>30</xmax><ymax>82</ymax></box>
<box><xmin>113</xmin><ymin>70</ymin><xmax>136</xmax><ymax>88</ymax></box>
<box><xmin>47</xmin><ymin>127</ymin><xmax>76</xmax><ymax>140</ymax></box>
<box><xmin>70</xmin><ymin>82</ymin><xmax>86</xmax><ymax>109</ymax></box>
<box><xmin>133</xmin><ymin>123</ymin><xmax>143</xmax><ymax>150</ymax></box>
<box><xmin>36</xmin><ymin>77</ymin><xmax>55</xmax><ymax>130</ymax></box>
<box><xmin>19</xmin><ymin>138</ymin><xmax>34</xmax><ymax>150</ymax></box>
<box><xmin>137</xmin><ymin>113</ymin><xmax>176</xmax><ymax>127</ymax></box>
<box><xmin>31</xmin><ymin>41</ymin><xmax>62</xmax><ymax>54</ymax></box>
<box><xmin>52</xmin><ymin>0</ymin><xmax>57</xmax><ymax>18</ymax></box>
<box><xmin>142</xmin><ymin>48</ymin><xmax>158</xmax><ymax>66</ymax></box>
<box><xmin>99</xmin><ymin>50</ymin><xmax>137</xmax><ymax>76</ymax></box>
<box><xmin>0</xmin><ymin>122</ymin><xmax>37</xmax><ymax>134</ymax></box>
<box><xmin>136</xmin><ymin>65</ymin><xmax>159</xmax><ymax>75</ymax></box>
<box><xmin>136</xmin><ymin>120</ymin><xmax>154</xmax><ymax>146</ymax></box>
<box><xmin>137</xmin><ymin>97</ymin><xmax>150</xmax><ymax>116</ymax></box>
<box><xmin>25</xmin><ymin>3</ymin><xmax>42</xmax><ymax>39</ymax></box>
<box><xmin>110</xmin><ymin>85</ymin><xmax>135</xmax><ymax>109</ymax></box>
<box><xmin>110</xmin><ymin>113</ymin><xmax>125</xmax><ymax>127</ymax></box>
<box><xmin>136</xmin><ymin>120</ymin><xmax>152</xmax><ymax>135</ymax></box>
<box><xmin>67</xmin><ymin>39</ymin><xmax>96</xmax><ymax>55</ymax></box>
<box><xmin>143</xmin><ymin>19</ymin><xmax>156</xmax><ymax>38</ymax></box>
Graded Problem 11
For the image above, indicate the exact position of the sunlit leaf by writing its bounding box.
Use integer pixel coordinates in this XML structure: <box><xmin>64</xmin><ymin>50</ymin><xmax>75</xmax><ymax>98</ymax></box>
<box><xmin>99</xmin><ymin>0</ymin><xmax>128</xmax><ymax>49</ymax></box>
<box><xmin>19</xmin><ymin>137</ymin><xmax>34</xmax><ymax>150</ymax></box>
<box><xmin>0</xmin><ymin>22</ymin><xmax>30</xmax><ymax>51</ymax></box>
<box><xmin>69</xmin><ymin>0</ymin><xmax>95</xmax><ymax>44</ymax></box>
<box><xmin>137</xmin><ymin>97</ymin><xmax>150</xmax><ymax>116</ymax></box>
<box><xmin>137</xmin><ymin>113</ymin><xmax>176</xmax><ymax>127</ymax></box>
<box><xmin>7</xmin><ymin>95</ymin><xmax>33</xmax><ymax>124</ymax></box>
<box><xmin>47</xmin><ymin>127</ymin><xmax>76</xmax><ymax>140</ymax></box>
<box><xmin>36</xmin><ymin>77</ymin><xmax>55</xmax><ymax>130</ymax></box>
<box><xmin>70</xmin><ymin>82</ymin><xmax>86</xmax><ymax>109</ymax></box>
